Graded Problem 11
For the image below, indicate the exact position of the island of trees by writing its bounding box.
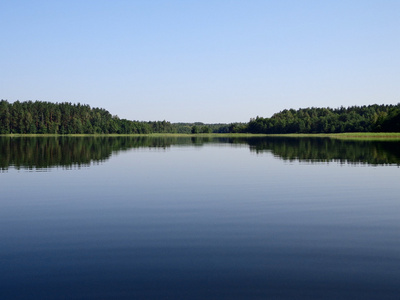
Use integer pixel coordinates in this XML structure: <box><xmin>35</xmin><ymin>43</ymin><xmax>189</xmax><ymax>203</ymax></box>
<box><xmin>0</xmin><ymin>100</ymin><xmax>399</xmax><ymax>134</ymax></box>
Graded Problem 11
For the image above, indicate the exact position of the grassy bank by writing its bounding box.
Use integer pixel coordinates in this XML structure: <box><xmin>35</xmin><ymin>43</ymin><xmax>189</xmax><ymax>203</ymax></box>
<box><xmin>244</xmin><ymin>132</ymin><xmax>400</xmax><ymax>140</ymax></box>
<box><xmin>0</xmin><ymin>133</ymin><xmax>268</xmax><ymax>138</ymax></box>
<box><xmin>1</xmin><ymin>132</ymin><xmax>400</xmax><ymax>140</ymax></box>
<box><xmin>325</xmin><ymin>132</ymin><xmax>400</xmax><ymax>141</ymax></box>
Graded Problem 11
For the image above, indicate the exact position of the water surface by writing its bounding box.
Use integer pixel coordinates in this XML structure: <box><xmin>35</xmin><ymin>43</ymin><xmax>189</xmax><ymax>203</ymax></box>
<box><xmin>1</xmin><ymin>136</ymin><xmax>399</xmax><ymax>299</ymax></box>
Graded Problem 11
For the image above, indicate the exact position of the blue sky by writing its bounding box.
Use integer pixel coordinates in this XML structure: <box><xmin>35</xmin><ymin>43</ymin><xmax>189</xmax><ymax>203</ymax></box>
<box><xmin>1</xmin><ymin>1</ymin><xmax>399</xmax><ymax>123</ymax></box>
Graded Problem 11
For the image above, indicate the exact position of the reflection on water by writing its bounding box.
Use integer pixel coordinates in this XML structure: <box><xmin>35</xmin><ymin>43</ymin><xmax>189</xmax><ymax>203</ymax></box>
<box><xmin>1</xmin><ymin>135</ymin><xmax>400</xmax><ymax>300</ymax></box>
<box><xmin>246</xmin><ymin>137</ymin><xmax>400</xmax><ymax>165</ymax></box>
<box><xmin>1</xmin><ymin>136</ymin><xmax>399</xmax><ymax>170</ymax></box>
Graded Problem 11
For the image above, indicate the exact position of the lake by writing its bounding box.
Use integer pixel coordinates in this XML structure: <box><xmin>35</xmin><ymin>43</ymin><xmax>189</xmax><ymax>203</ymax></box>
<box><xmin>1</xmin><ymin>136</ymin><xmax>400</xmax><ymax>299</ymax></box>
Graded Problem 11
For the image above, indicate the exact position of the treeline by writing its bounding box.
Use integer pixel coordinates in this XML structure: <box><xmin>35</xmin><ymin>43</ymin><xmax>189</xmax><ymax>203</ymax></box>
<box><xmin>0</xmin><ymin>100</ymin><xmax>175</xmax><ymax>134</ymax></box>
<box><xmin>245</xmin><ymin>104</ymin><xmax>400</xmax><ymax>134</ymax></box>
<box><xmin>174</xmin><ymin>122</ymin><xmax>241</xmax><ymax>134</ymax></box>
<box><xmin>182</xmin><ymin>104</ymin><xmax>400</xmax><ymax>134</ymax></box>
<box><xmin>1</xmin><ymin>100</ymin><xmax>400</xmax><ymax>134</ymax></box>
<box><xmin>0</xmin><ymin>100</ymin><xmax>234</xmax><ymax>134</ymax></box>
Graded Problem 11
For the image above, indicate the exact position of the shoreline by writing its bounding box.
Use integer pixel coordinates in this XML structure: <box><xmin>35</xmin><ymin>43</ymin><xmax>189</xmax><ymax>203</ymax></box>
<box><xmin>1</xmin><ymin>132</ymin><xmax>400</xmax><ymax>140</ymax></box>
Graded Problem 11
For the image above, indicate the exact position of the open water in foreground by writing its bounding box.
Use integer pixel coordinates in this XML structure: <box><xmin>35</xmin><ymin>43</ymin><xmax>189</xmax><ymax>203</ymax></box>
<box><xmin>1</xmin><ymin>136</ymin><xmax>400</xmax><ymax>299</ymax></box>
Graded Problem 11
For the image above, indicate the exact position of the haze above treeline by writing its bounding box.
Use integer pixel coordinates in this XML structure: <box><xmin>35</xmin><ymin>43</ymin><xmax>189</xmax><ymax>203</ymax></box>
<box><xmin>1</xmin><ymin>100</ymin><xmax>399</xmax><ymax>135</ymax></box>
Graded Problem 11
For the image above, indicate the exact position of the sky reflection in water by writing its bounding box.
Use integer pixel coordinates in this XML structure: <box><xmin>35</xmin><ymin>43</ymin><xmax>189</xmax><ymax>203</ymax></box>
<box><xmin>1</xmin><ymin>137</ymin><xmax>399</xmax><ymax>299</ymax></box>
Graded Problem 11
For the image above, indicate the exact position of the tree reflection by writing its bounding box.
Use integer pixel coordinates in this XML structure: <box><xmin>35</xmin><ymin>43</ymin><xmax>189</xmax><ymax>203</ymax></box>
<box><xmin>1</xmin><ymin>136</ymin><xmax>399</xmax><ymax>170</ymax></box>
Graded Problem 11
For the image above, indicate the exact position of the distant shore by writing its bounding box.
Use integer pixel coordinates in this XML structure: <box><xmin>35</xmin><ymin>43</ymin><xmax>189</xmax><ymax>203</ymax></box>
<box><xmin>2</xmin><ymin>132</ymin><xmax>400</xmax><ymax>141</ymax></box>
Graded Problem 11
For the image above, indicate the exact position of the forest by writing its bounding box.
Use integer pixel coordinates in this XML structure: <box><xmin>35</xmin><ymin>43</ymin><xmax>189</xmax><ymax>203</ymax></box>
<box><xmin>0</xmin><ymin>100</ymin><xmax>399</xmax><ymax>134</ymax></box>
<box><xmin>0</xmin><ymin>100</ymin><xmax>238</xmax><ymax>134</ymax></box>
<box><xmin>0</xmin><ymin>100</ymin><xmax>175</xmax><ymax>134</ymax></box>
<box><xmin>244</xmin><ymin>104</ymin><xmax>400</xmax><ymax>134</ymax></box>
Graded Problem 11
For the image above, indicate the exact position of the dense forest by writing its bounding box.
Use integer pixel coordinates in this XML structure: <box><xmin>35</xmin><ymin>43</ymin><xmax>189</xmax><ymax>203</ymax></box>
<box><xmin>1</xmin><ymin>100</ymin><xmax>400</xmax><ymax>134</ymax></box>
<box><xmin>0</xmin><ymin>100</ymin><xmax>176</xmax><ymax>134</ymax></box>
<box><xmin>0</xmin><ymin>100</ymin><xmax>233</xmax><ymax>134</ymax></box>
<box><xmin>245</xmin><ymin>104</ymin><xmax>400</xmax><ymax>134</ymax></box>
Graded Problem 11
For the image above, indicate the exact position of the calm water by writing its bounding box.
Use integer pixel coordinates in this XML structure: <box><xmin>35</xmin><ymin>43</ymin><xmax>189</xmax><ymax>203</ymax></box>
<box><xmin>1</xmin><ymin>136</ymin><xmax>400</xmax><ymax>299</ymax></box>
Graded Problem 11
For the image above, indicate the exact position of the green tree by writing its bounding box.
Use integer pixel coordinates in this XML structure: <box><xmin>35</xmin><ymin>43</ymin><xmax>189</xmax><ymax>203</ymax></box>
<box><xmin>191</xmin><ymin>125</ymin><xmax>200</xmax><ymax>134</ymax></box>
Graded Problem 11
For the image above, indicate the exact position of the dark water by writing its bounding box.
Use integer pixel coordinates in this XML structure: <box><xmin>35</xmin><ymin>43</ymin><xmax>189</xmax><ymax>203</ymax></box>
<box><xmin>1</xmin><ymin>136</ymin><xmax>400</xmax><ymax>299</ymax></box>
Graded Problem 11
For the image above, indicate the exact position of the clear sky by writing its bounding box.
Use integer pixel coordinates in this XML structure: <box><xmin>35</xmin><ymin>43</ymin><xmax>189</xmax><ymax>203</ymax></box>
<box><xmin>1</xmin><ymin>1</ymin><xmax>399</xmax><ymax>123</ymax></box>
